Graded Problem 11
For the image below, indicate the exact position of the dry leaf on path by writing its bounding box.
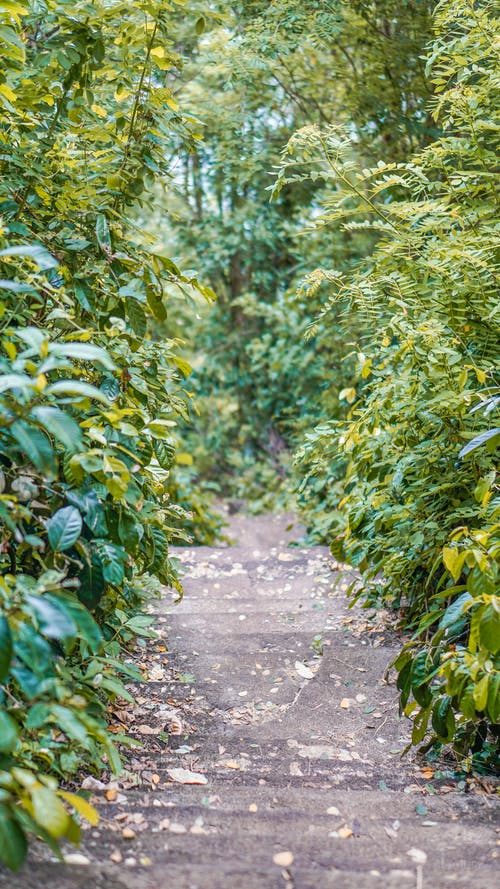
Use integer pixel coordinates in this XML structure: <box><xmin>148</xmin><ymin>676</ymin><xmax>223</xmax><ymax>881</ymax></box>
<box><xmin>340</xmin><ymin>698</ymin><xmax>351</xmax><ymax>709</ymax></box>
<box><xmin>122</xmin><ymin>828</ymin><xmax>136</xmax><ymax>840</ymax></box>
<box><xmin>64</xmin><ymin>854</ymin><xmax>90</xmax><ymax>866</ymax></box>
<box><xmin>407</xmin><ymin>848</ymin><xmax>428</xmax><ymax>865</ymax></box>
<box><xmin>295</xmin><ymin>661</ymin><xmax>314</xmax><ymax>680</ymax></box>
<box><xmin>81</xmin><ymin>776</ymin><xmax>107</xmax><ymax>791</ymax></box>
<box><xmin>273</xmin><ymin>851</ymin><xmax>294</xmax><ymax>867</ymax></box>
<box><xmin>167</xmin><ymin>767</ymin><xmax>207</xmax><ymax>785</ymax></box>
<box><xmin>149</xmin><ymin>666</ymin><xmax>166</xmax><ymax>681</ymax></box>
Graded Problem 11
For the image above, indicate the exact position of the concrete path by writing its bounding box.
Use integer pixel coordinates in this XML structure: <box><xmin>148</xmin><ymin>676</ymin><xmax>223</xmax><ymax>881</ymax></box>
<box><xmin>3</xmin><ymin>513</ymin><xmax>498</xmax><ymax>889</ymax></box>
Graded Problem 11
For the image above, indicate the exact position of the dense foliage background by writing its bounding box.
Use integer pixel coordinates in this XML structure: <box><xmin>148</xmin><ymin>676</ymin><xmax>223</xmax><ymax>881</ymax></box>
<box><xmin>0</xmin><ymin>0</ymin><xmax>498</xmax><ymax>871</ymax></box>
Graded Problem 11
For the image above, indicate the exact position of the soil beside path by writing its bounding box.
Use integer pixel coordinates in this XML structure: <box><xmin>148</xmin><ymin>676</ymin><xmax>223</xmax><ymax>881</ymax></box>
<box><xmin>3</xmin><ymin>513</ymin><xmax>498</xmax><ymax>889</ymax></box>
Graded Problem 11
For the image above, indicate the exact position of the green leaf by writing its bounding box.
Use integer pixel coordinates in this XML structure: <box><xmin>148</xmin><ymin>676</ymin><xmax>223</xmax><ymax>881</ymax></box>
<box><xmin>442</xmin><ymin>547</ymin><xmax>466</xmax><ymax>582</ymax></box>
<box><xmin>95</xmin><ymin>213</ymin><xmax>111</xmax><ymax>252</ymax></box>
<box><xmin>459</xmin><ymin>428</ymin><xmax>500</xmax><ymax>459</ymax></box>
<box><xmin>97</xmin><ymin>542</ymin><xmax>127</xmax><ymax>585</ymax></box>
<box><xmin>0</xmin><ymin>712</ymin><xmax>18</xmax><ymax>753</ymax></box>
<box><xmin>25</xmin><ymin>595</ymin><xmax>77</xmax><ymax>640</ymax></box>
<box><xmin>146</xmin><ymin>287</ymin><xmax>167</xmax><ymax>321</ymax></box>
<box><xmin>103</xmin><ymin>736</ymin><xmax>122</xmax><ymax>775</ymax></box>
<box><xmin>9</xmin><ymin>422</ymin><xmax>56</xmax><ymax>475</ymax></box>
<box><xmin>439</xmin><ymin>593</ymin><xmax>472</xmax><ymax>631</ymax></box>
<box><xmin>127</xmin><ymin>300</ymin><xmax>147</xmax><ymax>337</ymax></box>
<box><xmin>409</xmin><ymin>651</ymin><xmax>433</xmax><ymax>708</ymax></box>
<box><xmin>0</xmin><ymin>373</ymin><xmax>33</xmax><ymax>393</ymax></box>
<box><xmin>31</xmin><ymin>786</ymin><xmax>70</xmax><ymax>838</ymax></box>
<box><xmin>479</xmin><ymin>605</ymin><xmax>500</xmax><ymax>654</ymax></box>
<box><xmin>155</xmin><ymin>439</ymin><xmax>176</xmax><ymax>469</ymax></box>
<box><xmin>50</xmin><ymin>342</ymin><xmax>115</xmax><ymax>370</ymax></box>
<box><xmin>50</xmin><ymin>705</ymin><xmax>88</xmax><ymax>745</ymax></box>
<box><xmin>78</xmin><ymin>556</ymin><xmax>105</xmax><ymax>609</ymax></box>
<box><xmin>30</xmin><ymin>405</ymin><xmax>83</xmax><ymax>451</ymax></box>
<box><xmin>58</xmin><ymin>792</ymin><xmax>99</xmax><ymax>827</ymax></box>
<box><xmin>472</xmin><ymin>675</ymin><xmax>489</xmax><ymax>712</ymax></box>
<box><xmin>0</xmin><ymin>616</ymin><xmax>13</xmax><ymax>683</ymax></box>
<box><xmin>60</xmin><ymin>595</ymin><xmax>102</xmax><ymax>652</ymax></box>
<box><xmin>486</xmin><ymin>672</ymin><xmax>500</xmax><ymax>722</ymax></box>
<box><xmin>431</xmin><ymin>695</ymin><xmax>455</xmax><ymax>741</ymax></box>
<box><xmin>47</xmin><ymin>506</ymin><xmax>82</xmax><ymax>552</ymax></box>
<box><xmin>0</xmin><ymin>805</ymin><xmax>27</xmax><ymax>872</ymax></box>
<box><xmin>150</xmin><ymin>527</ymin><xmax>168</xmax><ymax>573</ymax></box>
<box><xmin>0</xmin><ymin>243</ymin><xmax>57</xmax><ymax>270</ymax></box>
<box><xmin>45</xmin><ymin>381</ymin><xmax>110</xmax><ymax>403</ymax></box>
<box><xmin>100</xmin><ymin>675</ymin><xmax>135</xmax><ymax>703</ymax></box>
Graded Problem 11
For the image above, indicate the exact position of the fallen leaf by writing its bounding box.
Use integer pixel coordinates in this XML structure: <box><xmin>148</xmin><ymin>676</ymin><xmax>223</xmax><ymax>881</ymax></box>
<box><xmin>407</xmin><ymin>848</ymin><xmax>428</xmax><ymax>865</ymax></box>
<box><xmin>249</xmin><ymin>804</ymin><xmax>258</xmax><ymax>813</ymax></box>
<box><xmin>122</xmin><ymin>827</ymin><xmax>136</xmax><ymax>840</ymax></box>
<box><xmin>158</xmin><ymin>818</ymin><xmax>171</xmax><ymax>831</ymax></box>
<box><xmin>338</xmin><ymin>826</ymin><xmax>353</xmax><ymax>839</ymax></box>
<box><xmin>81</xmin><ymin>776</ymin><xmax>107</xmax><ymax>791</ymax></box>
<box><xmin>109</xmin><ymin>850</ymin><xmax>122</xmax><ymax>863</ymax></box>
<box><xmin>327</xmin><ymin>806</ymin><xmax>340</xmax><ymax>816</ymax></box>
<box><xmin>149</xmin><ymin>666</ymin><xmax>166</xmax><ymax>681</ymax></box>
<box><xmin>135</xmin><ymin>724</ymin><xmax>162</xmax><ymax>735</ymax></box>
<box><xmin>165</xmin><ymin>715</ymin><xmax>183</xmax><ymax>735</ymax></box>
<box><xmin>224</xmin><ymin>760</ymin><xmax>240</xmax><ymax>770</ymax></box>
<box><xmin>64</xmin><ymin>853</ymin><xmax>90</xmax><ymax>866</ymax></box>
<box><xmin>340</xmin><ymin>698</ymin><xmax>351</xmax><ymax>709</ymax></box>
<box><xmin>151</xmin><ymin>774</ymin><xmax>161</xmax><ymax>785</ymax></box>
<box><xmin>167</xmin><ymin>768</ymin><xmax>207</xmax><ymax>785</ymax></box>
<box><xmin>106</xmin><ymin>788</ymin><xmax>118</xmax><ymax>801</ymax></box>
<box><xmin>295</xmin><ymin>661</ymin><xmax>314</xmax><ymax>680</ymax></box>
<box><xmin>273</xmin><ymin>851</ymin><xmax>294</xmax><ymax>867</ymax></box>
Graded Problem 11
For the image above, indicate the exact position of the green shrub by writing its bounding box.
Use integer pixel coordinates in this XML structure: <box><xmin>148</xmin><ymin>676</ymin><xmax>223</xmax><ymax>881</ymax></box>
<box><xmin>276</xmin><ymin>0</ymin><xmax>500</xmax><ymax>762</ymax></box>
<box><xmin>0</xmin><ymin>0</ymin><xmax>206</xmax><ymax>867</ymax></box>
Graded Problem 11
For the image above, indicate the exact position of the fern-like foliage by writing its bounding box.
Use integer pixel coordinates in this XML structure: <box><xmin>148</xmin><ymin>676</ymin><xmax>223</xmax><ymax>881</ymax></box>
<box><xmin>277</xmin><ymin>0</ymin><xmax>500</xmax><ymax>761</ymax></box>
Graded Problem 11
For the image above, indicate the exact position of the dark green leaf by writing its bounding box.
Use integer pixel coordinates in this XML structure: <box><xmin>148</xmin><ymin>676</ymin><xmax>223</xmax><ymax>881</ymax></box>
<box><xmin>47</xmin><ymin>506</ymin><xmax>82</xmax><ymax>552</ymax></box>
<box><xmin>0</xmin><ymin>805</ymin><xmax>27</xmax><ymax>872</ymax></box>
<box><xmin>0</xmin><ymin>617</ymin><xmax>13</xmax><ymax>683</ymax></box>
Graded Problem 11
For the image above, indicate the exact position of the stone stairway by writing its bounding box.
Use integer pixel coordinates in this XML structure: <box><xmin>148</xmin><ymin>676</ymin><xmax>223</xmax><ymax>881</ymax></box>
<box><xmin>4</xmin><ymin>513</ymin><xmax>498</xmax><ymax>889</ymax></box>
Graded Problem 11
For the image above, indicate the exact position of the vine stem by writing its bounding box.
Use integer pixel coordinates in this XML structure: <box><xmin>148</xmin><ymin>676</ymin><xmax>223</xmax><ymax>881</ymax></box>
<box><xmin>117</xmin><ymin>18</ymin><xmax>159</xmax><ymax>180</ymax></box>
